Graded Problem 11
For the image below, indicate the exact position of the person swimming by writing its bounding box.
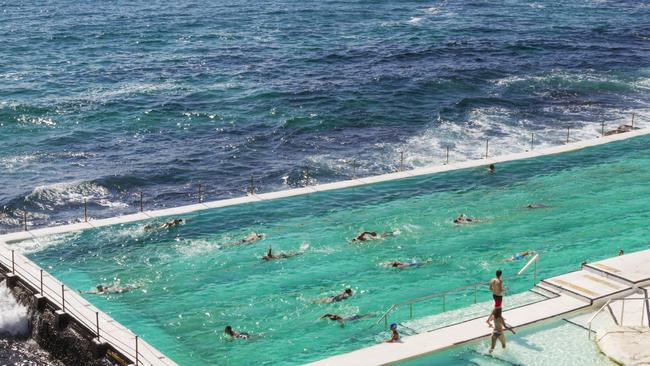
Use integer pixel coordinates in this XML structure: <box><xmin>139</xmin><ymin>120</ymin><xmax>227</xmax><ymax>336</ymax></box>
<box><xmin>526</xmin><ymin>203</ymin><xmax>547</xmax><ymax>209</ymax></box>
<box><xmin>351</xmin><ymin>230</ymin><xmax>396</xmax><ymax>242</ymax></box>
<box><xmin>224</xmin><ymin>325</ymin><xmax>250</xmax><ymax>340</ymax></box>
<box><xmin>315</xmin><ymin>288</ymin><xmax>353</xmax><ymax>303</ymax></box>
<box><xmin>488</xmin><ymin>164</ymin><xmax>496</xmax><ymax>173</ymax></box>
<box><xmin>222</xmin><ymin>232</ymin><xmax>264</xmax><ymax>248</ymax></box>
<box><xmin>82</xmin><ymin>283</ymin><xmax>137</xmax><ymax>295</ymax></box>
<box><xmin>383</xmin><ymin>259</ymin><xmax>431</xmax><ymax>268</ymax></box>
<box><xmin>500</xmin><ymin>251</ymin><xmax>533</xmax><ymax>263</ymax></box>
<box><xmin>262</xmin><ymin>245</ymin><xmax>302</xmax><ymax>261</ymax></box>
<box><xmin>321</xmin><ymin>313</ymin><xmax>373</xmax><ymax>323</ymax></box>
<box><xmin>453</xmin><ymin>214</ymin><xmax>478</xmax><ymax>224</ymax></box>
<box><xmin>144</xmin><ymin>218</ymin><xmax>186</xmax><ymax>231</ymax></box>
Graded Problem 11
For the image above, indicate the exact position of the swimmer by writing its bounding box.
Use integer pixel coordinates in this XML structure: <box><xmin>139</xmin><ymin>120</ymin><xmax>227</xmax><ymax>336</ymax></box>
<box><xmin>161</xmin><ymin>218</ymin><xmax>185</xmax><ymax>229</ymax></box>
<box><xmin>618</xmin><ymin>249</ymin><xmax>624</xmax><ymax>256</ymax></box>
<box><xmin>488</xmin><ymin>164</ymin><xmax>496</xmax><ymax>173</ymax></box>
<box><xmin>262</xmin><ymin>245</ymin><xmax>302</xmax><ymax>261</ymax></box>
<box><xmin>526</xmin><ymin>203</ymin><xmax>547</xmax><ymax>209</ymax></box>
<box><xmin>81</xmin><ymin>283</ymin><xmax>136</xmax><ymax>295</ymax></box>
<box><xmin>351</xmin><ymin>230</ymin><xmax>396</xmax><ymax>242</ymax></box>
<box><xmin>143</xmin><ymin>218</ymin><xmax>186</xmax><ymax>231</ymax></box>
<box><xmin>385</xmin><ymin>323</ymin><xmax>400</xmax><ymax>343</ymax></box>
<box><xmin>453</xmin><ymin>214</ymin><xmax>478</xmax><ymax>224</ymax></box>
<box><xmin>499</xmin><ymin>251</ymin><xmax>533</xmax><ymax>263</ymax></box>
<box><xmin>383</xmin><ymin>259</ymin><xmax>431</xmax><ymax>268</ymax></box>
<box><xmin>315</xmin><ymin>288</ymin><xmax>353</xmax><ymax>303</ymax></box>
<box><xmin>224</xmin><ymin>325</ymin><xmax>250</xmax><ymax>340</ymax></box>
<box><xmin>321</xmin><ymin>313</ymin><xmax>373</xmax><ymax>323</ymax></box>
<box><xmin>222</xmin><ymin>232</ymin><xmax>264</xmax><ymax>247</ymax></box>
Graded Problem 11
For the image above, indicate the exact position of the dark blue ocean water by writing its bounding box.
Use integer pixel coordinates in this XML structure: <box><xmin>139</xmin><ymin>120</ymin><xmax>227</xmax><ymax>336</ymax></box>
<box><xmin>1</xmin><ymin>0</ymin><xmax>649</xmax><ymax>233</ymax></box>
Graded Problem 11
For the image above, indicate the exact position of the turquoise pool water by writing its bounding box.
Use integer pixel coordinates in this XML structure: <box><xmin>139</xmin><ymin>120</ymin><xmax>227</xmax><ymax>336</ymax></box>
<box><xmin>13</xmin><ymin>134</ymin><xmax>650</xmax><ymax>365</ymax></box>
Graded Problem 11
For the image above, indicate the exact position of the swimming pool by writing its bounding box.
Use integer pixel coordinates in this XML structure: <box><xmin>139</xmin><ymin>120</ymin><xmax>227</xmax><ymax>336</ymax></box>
<box><xmin>9</xmin><ymin>134</ymin><xmax>650</xmax><ymax>365</ymax></box>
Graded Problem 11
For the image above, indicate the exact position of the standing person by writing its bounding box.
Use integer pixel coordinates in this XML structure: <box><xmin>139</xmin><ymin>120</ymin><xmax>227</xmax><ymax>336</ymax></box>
<box><xmin>486</xmin><ymin>308</ymin><xmax>506</xmax><ymax>353</ymax></box>
<box><xmin>489</xmin><ymin>270</ymin><xmax>504</xmax><ymax>308</ymax></box>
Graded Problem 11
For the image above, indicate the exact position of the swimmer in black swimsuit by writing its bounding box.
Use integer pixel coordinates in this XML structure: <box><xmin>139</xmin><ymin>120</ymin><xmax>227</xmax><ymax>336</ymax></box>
<box><xmin>224</xmin><ymin>325</ymin><xmax>250</xmax><ymax>340</ymax></box>
<box><xmin>315</xmin><ymin>288</ymin><xmax>353</xmax><ymax>303</ymax></box>
<box><xmin>351</xmin><ymin>231</ymin><xmax>395</xmax><ymax>242</ymax></box>
<box><xmin>526</xmin><ymin>203</ymin><xmax>547</xmax><ymax>209</ymax></box>
<box><xmin>321</xmin><ymin>313</ymin><xmax>373</xmax><ymax>323</ymax></box>
<box><xmin>262</xmin><ymin>245</ymin><xmax>302</xmax><ymax>261</ymax></box>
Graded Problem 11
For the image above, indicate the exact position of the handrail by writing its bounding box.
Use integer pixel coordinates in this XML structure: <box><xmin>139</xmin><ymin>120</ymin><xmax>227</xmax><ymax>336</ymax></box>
<box><xmin>587</xmin><ymin>296</ymin><xmax>650</xmax><ymax>340</ymax></box>
<box><xmin>0</xmin><ymin>249</ymin><xmax>172</xmax><ymax>366</ymax></box>
<box><xmin>376</xmin><ymin>266</ymin><xmax>538</xmax><ymax>326</ymax></box>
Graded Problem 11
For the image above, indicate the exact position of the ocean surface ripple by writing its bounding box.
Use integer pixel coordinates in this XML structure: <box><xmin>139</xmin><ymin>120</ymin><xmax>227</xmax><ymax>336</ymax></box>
<box><xmin>1</xmin><ymin>0</ymin><xmax>649</xmax><ymax>232</ymax></box>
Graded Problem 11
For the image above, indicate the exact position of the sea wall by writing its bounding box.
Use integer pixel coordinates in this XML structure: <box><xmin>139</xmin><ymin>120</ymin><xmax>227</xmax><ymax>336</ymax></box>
<box><xmin>0</xmin><ymin>273</ymin><xmax>117</xmax><ymax>366</ymax></box>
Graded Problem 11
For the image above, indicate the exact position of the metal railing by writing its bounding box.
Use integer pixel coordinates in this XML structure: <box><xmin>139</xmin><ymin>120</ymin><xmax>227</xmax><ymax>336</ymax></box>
<box><xmin>587</xmin><ymin>291</ymin><xmax>650</xmax><ymax>340</ymax></box>
<box><xmin>376</xmin><ymin>255</ymin><xmax>540</xmax><ymax>328</ymax></box>
<box><xmin>0</xmin><ymin>249</ymin><xmax>174</xmax><ymax>366</ymax></box>
<box><xmin>2</xmin><ymin>115</ymin><xmax>643</xmax><ymax>235</ymax></box>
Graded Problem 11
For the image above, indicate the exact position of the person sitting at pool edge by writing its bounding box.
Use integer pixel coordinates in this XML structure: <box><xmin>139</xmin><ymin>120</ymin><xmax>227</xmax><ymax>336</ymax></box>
<box><xmin>385</xmin><ymin>323</ymin><xmax>400</xmax><ymax>343</ymax></box>
<box><xmin>489</xmin><ymin>269</ymin><xmax>504</xmax><ymax>308</ymax></box>
<box><xmin>224</xmin><ymin>325</ymin><xmax>250</xmax><ymax>339</ymax></box>
<box><xmin>316</xmin><ymin>288</ymin><xmax>353</xmax><ymax>303</ymax></box>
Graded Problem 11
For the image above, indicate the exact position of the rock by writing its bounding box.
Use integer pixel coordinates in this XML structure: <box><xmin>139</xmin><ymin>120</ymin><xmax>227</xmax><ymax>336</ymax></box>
<box><xmin>596</xmin><ymin>326</ymin><xmax>650</xmax><ymax>365</ymax></box>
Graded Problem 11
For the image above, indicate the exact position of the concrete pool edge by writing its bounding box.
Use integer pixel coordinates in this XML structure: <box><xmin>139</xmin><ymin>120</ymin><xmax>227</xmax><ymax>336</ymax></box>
<box><xmin>2</xmin><ymin>127</ymin><xmax>650</xmax><ymax>244</ymax></box>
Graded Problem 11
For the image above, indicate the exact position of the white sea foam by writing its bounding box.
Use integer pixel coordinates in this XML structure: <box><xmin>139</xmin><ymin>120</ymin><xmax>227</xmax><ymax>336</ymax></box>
<box><xmin>26</xmin><ymin>181</ymin><xmax>128</xmax><ymax>210</ymax></box>
<box><xmin>0</xmin><ymin>281</ymin><xmax>29</xmax><ymax>337</ymax></box>
<box><xmin>8</xmin><ymin>233</ymin><xmax>78</xmax><ymax>255</ymax></box>
<box><xmin>407</xmin><ymin>17</ymin><xmax>423</xmax><ymax>25</ymax></box>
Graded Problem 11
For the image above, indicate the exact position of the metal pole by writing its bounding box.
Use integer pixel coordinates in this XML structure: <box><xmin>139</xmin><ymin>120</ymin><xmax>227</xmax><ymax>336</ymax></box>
<box><xmin>84</xmin><ymin>198</ymin><xmax>88</xmax><ymax>222</ymax></box>
<box><xmin>96</xmin><ymin>312</ymin><xmax>100</xmax><ymax>340</ymax></box>
<box><xmin>446</xmin><ymin>147</ymin><xmax>449</xmax><ymax>165</ymax></box>
<box><xmin>530</xmin><ymin>133</ymin><xmax>534</xmax><ymax>151</ymax></box>
<box><xmin>135</xmin><ymin>335</ymin><xmax>139</xmax><ymax>365</ymax></box>
<box><xmin>566</xmin><ymin>127</ymin><xmax>570</xmax><ymax>144</ymax></box>
<box><xmin>399</xmin><ymin>151</ymin><xmax>404</xmax><ymax>172</ymax></box>
<box><xmin>601</xmin><ymin>121</ymin><xmax>605</xmax><ymax>137</ymax></box>
<box><xmin>23</xmin><ymin>211</ymin><xmax>27</xmax><ymax>231</ymax></box>
<box><xmin>352</xmin><ymin>160</ymin><xmax>356</xmax><ymax>179</ymax></box>
<box><xmin>409</xmin><ymin>303</ymin><xmax>413</xmax><ymax>319</ymax></box>
<box><xmin>249</xmin><ymin>175</ymin><xmax>254</xmax><ymax>195</ymax></box>
<box><xmin>621</xmin><ymin>299</ymin><xmax>625</xmax><ymax>325</ymax></box>
<box><xmin>485</xmin><ymin>139</ymin><xmax>489</xmax><ymax>158</ymax></box>
<box><xmin>61</xmin><ymin>285</ymin><xmax>65</xmax><ymax>312</ymax></box>
<box><xmin>198</xmin><ymin>183</ymin><xmax>203</xmax><ymax>203</ymax></box>
<box><xmin>40</xmin><ymin>269</ymin><xmax>43</xmax><ymax>294</ymax></box>
<box><xmin>534</xmin><ymin>257</ymin><xmax>537</xmax><ymax>286</ymax></box>
<box><xmin>305</xmin><ymin>167</ymin><xmax>310</xmax><ymax>185</ymax></box>
<box><xmin>11</xmin><ymin>250</ymin><xmax>15</xmax><ymax>273</ymax></box>
<box><xmin>631</xmin><ymin>113</ymin><xmax>635</xmax><ymax>130</ymax></box>
<box><xmin>139</xmin><ymin>192</ymin><xmax>143</xmax><ymax>212</ymax></box>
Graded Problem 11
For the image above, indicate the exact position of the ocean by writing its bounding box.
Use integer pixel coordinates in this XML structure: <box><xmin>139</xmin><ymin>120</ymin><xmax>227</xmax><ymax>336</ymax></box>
<box><xmin>1</xmin><ymin>0</ymin><xmax>649</xmax><ymax>233</ymax></box>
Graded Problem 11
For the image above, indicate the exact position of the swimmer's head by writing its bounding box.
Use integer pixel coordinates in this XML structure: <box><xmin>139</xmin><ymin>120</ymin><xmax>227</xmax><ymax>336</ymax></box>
<box><xmin>496</xmin><ymin>269</ymin><xmax>502</xmax><ymax>278</ymax></box>
<box><xmin>224</xmin><ymin>326</ymin><xmax>233</xmax><ymax>335</ymax></box>
<box><xmin>390</xmin><ymin>323</ymin><xmax>397</xmax><ymax>330</ymax></box>
<box><xmin>344</xmin><ymin>288</ymin><xmax>352</xmax><ymax>295</ymax></box>
<box><xmin>96</xmin><ymin>285</ymin><xmax>105</xmax><ymax>291</ymax></box>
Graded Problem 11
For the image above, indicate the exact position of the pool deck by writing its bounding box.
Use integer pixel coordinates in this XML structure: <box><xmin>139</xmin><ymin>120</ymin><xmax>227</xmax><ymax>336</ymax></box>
<box><xmin>306</xmin><ymin>249</ymin><xmax>650</xmax><ymax>366</ymax></box>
